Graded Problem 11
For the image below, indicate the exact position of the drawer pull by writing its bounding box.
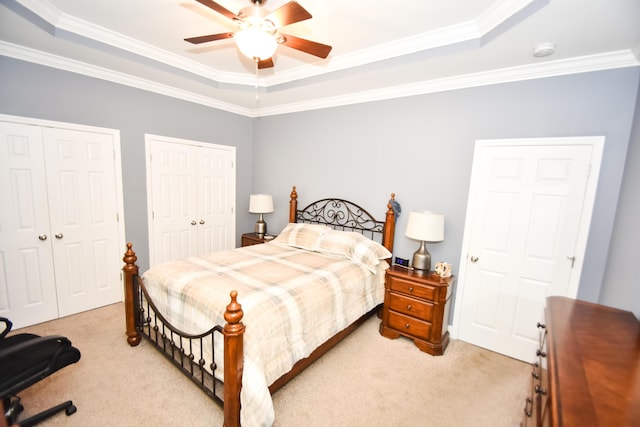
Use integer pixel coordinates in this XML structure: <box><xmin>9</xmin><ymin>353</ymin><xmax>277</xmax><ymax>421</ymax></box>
<box><xmin>404</xmin><ymin>324</ymin><xmax>410</xmax><ymax>329</ymax></box>
<box><xmin>536</xmin><ymin>349</ymin><xmax>547</xmax><ymax>358</ymax></box>
<box><xmin>408</xmin><ymin>286</ymin><xmax>414</xmax><ymax>292</ymax></box>
<box><xmin>406</xmin><ymin>304</ymin><xmax>412</xmax><ymax>311</ymax></box>
<box><xmin>535</xmin><ymin>385</ymin><xmax>547</xmax><ymax>395</ymax></box>
<box><xmin>524</xmin><ymin>397</ymin><xmax>533</xmax><ymax>417</ymax></box>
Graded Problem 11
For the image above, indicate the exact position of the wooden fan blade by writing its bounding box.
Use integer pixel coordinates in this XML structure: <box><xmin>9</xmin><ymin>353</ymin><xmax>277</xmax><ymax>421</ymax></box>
<box><xmin>195</xmin><ymin>0</ymin><xmax>238</xmax><ymax>21</ymax></box>
<box><xmin>279</xmin><ymin>33</ymin><xmax>332</xmax><ymax>58</ymax></box>
<box><xmin>266</xmin><ymin>1</ymin><xmax>312</xmax><ymax>27</ymax></box>
<box><xmin>258</xmin><ymin>58</ymin><xmax>274</xmax><ymax>69</ymax></box>
<box><xmin>184</xmin><ymin>32</ymin><xmax>234</xmax><ymax>44</ymax></box>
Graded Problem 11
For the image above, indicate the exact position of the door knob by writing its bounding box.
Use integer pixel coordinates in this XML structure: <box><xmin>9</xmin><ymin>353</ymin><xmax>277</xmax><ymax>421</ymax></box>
<box><xmin>55</xmin><ymin>233</ymin><xmax>63</xmax><ymax>239</ymax></box>
<box><xmin>38</xmin><ymin>234</ymin><xmax>48</xmax><ymax>241</ymax></box>
<box><xmin>470</xmin><ymin>255</ymin><xmax>479</xmax><ymax>263</ymax></box>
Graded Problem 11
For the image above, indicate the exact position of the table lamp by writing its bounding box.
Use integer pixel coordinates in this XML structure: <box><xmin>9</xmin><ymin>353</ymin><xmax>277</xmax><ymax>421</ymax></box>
<box><xmin>249</xmin><ymin>194</ymin><xmax>274</xmax><ymax>238</ymax></box>
<box><xmin>405</xmin><ymin>211</ymin><xmax>444</xmax><ymax>271</ymax></box>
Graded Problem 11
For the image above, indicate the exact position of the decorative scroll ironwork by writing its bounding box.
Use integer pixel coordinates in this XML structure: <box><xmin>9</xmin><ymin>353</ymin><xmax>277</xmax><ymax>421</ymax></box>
<box><xmin>133</xmin><ymin>275</ymin><xmax>225</xmax><ymax>407</ymax></box>
<box><xmin>296</xmin><ymin>198</ymin><xmax>386</xmax><ymax>241</ymax></box>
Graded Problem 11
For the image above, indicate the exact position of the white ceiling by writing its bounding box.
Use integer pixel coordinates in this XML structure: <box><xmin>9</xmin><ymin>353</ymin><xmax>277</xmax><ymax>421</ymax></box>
<box><xmin>1</xmin><ymin>0</ymin><xmax>639</xmax><ymax>117</ymax></box>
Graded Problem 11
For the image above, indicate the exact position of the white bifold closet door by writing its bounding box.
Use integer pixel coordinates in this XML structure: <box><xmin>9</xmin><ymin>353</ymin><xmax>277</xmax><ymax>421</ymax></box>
<box><xmin>146</xmin><ymin>134</ymin><xmax>236</xmax><ymax>266</ymax></box>
<box><xmin>0</xmin><ymin>119</ymin><xmax>124</xmax><ymax>329</ymax></box>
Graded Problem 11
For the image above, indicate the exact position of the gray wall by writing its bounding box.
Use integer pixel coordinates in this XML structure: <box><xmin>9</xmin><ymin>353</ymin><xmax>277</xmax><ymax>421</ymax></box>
<box><xmin>0</xmin><ymin>57</ymin><xmax>255</xmax><ymax>271</ymax></box>
<box><xmin>253</xmin><ymin>68</ymin><xmax>640</xmax><ymax>318</ymax></box>
<box><xmin>2</xmin><ymin>56</ymin><xmax>639</xmax><ymax>319</ymax></box>
<box><xmin>600</xmin><ymin>76</ymin><xmax>640</xmax><ymax>317</ymax></box>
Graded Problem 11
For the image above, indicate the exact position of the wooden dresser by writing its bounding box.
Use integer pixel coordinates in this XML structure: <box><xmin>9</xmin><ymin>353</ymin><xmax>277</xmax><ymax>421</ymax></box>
<box><xmin>379</xmin><ymin>266</ymin><xmax>454</xmax><ymax>355</ymax></box>
<box><xmin>522</xmin><ymin>296</ymin><xmax>640</xmax><ymax>426</ymax></box>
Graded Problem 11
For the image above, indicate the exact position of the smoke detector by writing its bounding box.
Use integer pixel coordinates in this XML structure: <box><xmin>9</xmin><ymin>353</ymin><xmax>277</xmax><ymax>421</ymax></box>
<box><xmin>533</xmin><ymin>42</ymin><xmax>555</xmax><ymax>58</ymax></box>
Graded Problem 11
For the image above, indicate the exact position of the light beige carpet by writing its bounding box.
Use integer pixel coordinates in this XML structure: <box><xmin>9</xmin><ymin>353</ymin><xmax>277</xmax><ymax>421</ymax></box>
<box><xmin>12</xmin><ymin>303</ymin><xmax>530</xmax><ymax>426</ymax></box>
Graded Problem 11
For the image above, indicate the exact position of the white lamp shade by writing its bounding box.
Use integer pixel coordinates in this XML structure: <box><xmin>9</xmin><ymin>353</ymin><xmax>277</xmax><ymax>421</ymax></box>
<box><xmin>249</xmin><ymin>194</ymin><xmax>274</xmax><ymax>213</ymax></box>
<box><xmin>405</xmin><ymin>211</ymin><xmax>444</xmax><ymax>242</ymax></box>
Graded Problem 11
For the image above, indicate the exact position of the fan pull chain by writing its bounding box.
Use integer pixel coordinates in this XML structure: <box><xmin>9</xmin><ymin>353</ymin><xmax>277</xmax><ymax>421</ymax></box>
<box><xmin>254</xmin><ymin>62</ymin><xmax>262</xmax><ymax>104</ymax></box>
<box><xmin>255</xmin><ymin>63</ymin><xmax>259</xmax><ymax>101</ymax></box>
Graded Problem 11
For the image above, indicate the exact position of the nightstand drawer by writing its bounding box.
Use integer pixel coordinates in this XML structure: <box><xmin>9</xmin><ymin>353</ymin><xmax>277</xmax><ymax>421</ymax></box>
<box><xmin>387</xmin><ymin>310</ymin><xmax>432</xmax><ymax>339</ymax></box>
<box><xmin>388</xmin><ymin>292</ymin><xmax>433</xmax><ymax>319</ymax></box>
<box><xmin>242</xmin><ymin>235</ymin><xmax>262</xmax><ymax>246</ymax></box>
<box><xmin>388</xmin><ymin>276</ymin><xmax>435</xmax><ymax>301</ymax></box>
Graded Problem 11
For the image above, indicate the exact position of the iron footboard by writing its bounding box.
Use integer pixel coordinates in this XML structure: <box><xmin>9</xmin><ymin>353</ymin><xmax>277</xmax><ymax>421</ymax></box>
<box><xmin>134</xmin><ymin>275</ymin><xmax>225</xmax><ymax>407</ymax></box>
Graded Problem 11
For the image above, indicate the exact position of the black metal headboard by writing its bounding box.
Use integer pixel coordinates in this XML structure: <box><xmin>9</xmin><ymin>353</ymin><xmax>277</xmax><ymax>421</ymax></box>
<box><xmin>288</xmin><ymin>186</ymin><xmax>397</xmax><ymax>253</ymax></box>
<box><xmin>296</xmin><ymin>198</ymin><xmax>385</xmax><ymax>242</ymax></box>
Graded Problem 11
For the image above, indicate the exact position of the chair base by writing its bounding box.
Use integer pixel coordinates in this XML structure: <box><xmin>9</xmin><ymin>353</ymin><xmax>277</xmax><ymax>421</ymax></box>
<box><xmin>4</xmin><ymin>396</ymin><xmax>76</xmax><ymax>427</ymax></box>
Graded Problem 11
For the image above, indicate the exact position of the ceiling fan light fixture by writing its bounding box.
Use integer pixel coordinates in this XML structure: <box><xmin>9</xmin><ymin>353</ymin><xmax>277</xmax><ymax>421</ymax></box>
<box><xmin>185</xmin><ymin>0</ymin><xmax>331</xmax><ymax>70</ymax></box>
<box><xmin>235</xmin><ymin>28</ymin><xmax>278</xmax><ymax>61</ymax></box>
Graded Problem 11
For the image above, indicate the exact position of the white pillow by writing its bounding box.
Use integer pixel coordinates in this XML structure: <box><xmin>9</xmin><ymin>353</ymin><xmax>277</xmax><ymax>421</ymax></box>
<box><xmin>314</xmin><ymin>229</ymin><xmax>392</xmax><ymax>273</ymax></box>
<box><xmin>272</xmin><ymin>223</ymin><xmax>330</xmax><ymax>250</ymax></box>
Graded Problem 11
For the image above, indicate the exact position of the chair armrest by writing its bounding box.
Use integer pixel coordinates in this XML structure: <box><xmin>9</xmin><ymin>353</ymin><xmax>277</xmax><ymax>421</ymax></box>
<box><xmin>0</xmin><ymin>317</ymin><xmax>12</xmax><ymax>340</ymax></box>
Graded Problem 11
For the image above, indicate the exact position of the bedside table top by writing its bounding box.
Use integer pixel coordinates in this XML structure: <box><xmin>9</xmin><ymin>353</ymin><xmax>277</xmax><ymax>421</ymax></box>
<box><xmin>242</xmin><ymin>232</ymin><xmax>276</xmax><ymax>239</ymax></box>
<box><xmin>387</xmin><ymin>265</ymin><xmax>454</xmax><ymax>286</ymax></box>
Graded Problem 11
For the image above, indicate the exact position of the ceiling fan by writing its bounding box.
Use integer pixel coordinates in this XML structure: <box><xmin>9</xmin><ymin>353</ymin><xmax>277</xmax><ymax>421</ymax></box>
<box><xmin>185</xmin><ymin>0</ymin><xmax>332</xmax><ymax>69</ymax></box>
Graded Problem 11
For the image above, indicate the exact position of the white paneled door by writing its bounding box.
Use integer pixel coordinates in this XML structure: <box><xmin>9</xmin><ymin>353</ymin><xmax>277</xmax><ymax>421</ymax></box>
<box><xmin>0</xmin><ymin>118</ymin><xmax>125</xmax><ymax>329</ymax></box>
<box><xmin>454</xmin><ymin>137</ymin><xmax>603</xmax><ymax>362</ymax></box>
<box><xmin>146</xmin><ymin>135</ymin><xmax>235</xmax><ymax>266</ymax></box>
<box><xmin>197</xmin><ymin>145</ymin><xmax>236</xmax><ymax>254</ymax></box>
<box><xmin>43</xmin><ymin>127</ymin><xmax>122</xmax><ymax>317</ymax></box>
<box><xmin>0</xmin><ymin>122</ymin><xmax>59</xmax><ymax>327</ymax></box>
<box><xmin>147</xmin><ymin>139</ymin><xmax>198</xmax><ymax>263</ymax></box>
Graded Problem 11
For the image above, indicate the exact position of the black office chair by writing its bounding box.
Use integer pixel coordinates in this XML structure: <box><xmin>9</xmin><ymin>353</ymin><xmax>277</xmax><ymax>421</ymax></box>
<box><xmin>0</xmin><ymin>317</ymin><xmax>81</xmax><ymax>427</ymax></box>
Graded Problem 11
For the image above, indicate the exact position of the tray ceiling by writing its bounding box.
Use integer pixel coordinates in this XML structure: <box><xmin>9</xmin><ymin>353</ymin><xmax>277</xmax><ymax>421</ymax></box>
<box><xmin>1</xmin><ymin>0</ymin><xmax>639</xmax><ymax>116</ymax></box>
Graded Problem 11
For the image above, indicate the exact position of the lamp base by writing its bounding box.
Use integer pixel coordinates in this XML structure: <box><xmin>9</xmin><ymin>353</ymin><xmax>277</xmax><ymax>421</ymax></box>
<box><xmin>412</xmin><ymin>241</ymin><xmax>431</xmax><ymax>271</ymax></box>
<box><xmin>255</xmin><ymin>215</ymin><xmax>267</xmax><ymax>238</ymax></box>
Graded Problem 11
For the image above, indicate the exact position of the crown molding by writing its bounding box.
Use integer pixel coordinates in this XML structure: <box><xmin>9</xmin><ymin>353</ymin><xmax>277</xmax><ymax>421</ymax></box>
<box><xmin>14</xmin><ymin>0</ymin><xmax>544</xmax><ymax>89</ymax></box>
<box><xmin>15</xmin><ymin>0</ymin><xmax>257</xmax><ymax>86</ymax></box>
<box><xmin>0</xmin><ymin>41</ymin><xmax>253</xmax><ymax>117</ymax></box>
<box><xmin>477</xmin><ymin>0</ymin><xmax>547</xmax><ymax>33</ymax></box>
<box><xmin>2</xmin><ymin>41</ymin><xmax>638</xmax><ymax>118</ymax></box>
<box><xmin>254</xmin><ymin>50</ymin><xmax>640</xmax><ymax>117</ymax></box>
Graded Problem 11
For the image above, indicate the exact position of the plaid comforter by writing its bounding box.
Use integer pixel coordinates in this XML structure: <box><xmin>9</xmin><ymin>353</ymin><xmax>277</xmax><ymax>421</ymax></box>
<box><xmin>141</xmin><ymin>241</ymin><xmax>387</xmax><ymax>427</ymax></box>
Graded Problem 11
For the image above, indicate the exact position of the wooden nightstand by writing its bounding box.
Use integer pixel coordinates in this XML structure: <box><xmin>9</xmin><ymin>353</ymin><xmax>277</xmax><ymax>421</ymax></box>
<box><xmin>241</xmin><ymin>233</ymin><xmax>275</xmax><ymax>247</ymax></box>
<box><xmin>379</xmin><ymin>265</ymin><xmax>455</xmax><ymax>355</ymax></box>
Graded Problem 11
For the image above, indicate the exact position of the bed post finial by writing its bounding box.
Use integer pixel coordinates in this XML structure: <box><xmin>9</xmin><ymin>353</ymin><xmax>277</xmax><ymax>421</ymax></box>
<box><xmin>289</xmin><ymin>185</ymin><xmax>298</xmax><ymax>223</ymax></box>
<box><xmin>223</xmin><ymin>291</ymin><xmax>244</xmax><ymax>427</ymax></box>
<box><xmin>224</xmin><ymin>290</ymin><xmax>244</xmax><ymax>326</ymax></box>
<box><xmin>122</xmin><ymin>243</ymin><xmax>141</xmax><ymax>346</ymax></box>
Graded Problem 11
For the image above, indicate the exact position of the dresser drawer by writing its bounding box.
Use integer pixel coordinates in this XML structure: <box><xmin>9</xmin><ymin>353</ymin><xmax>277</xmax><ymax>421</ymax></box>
<box><xmin>387</xmin><ymin>310</ymin><xmax>432</xmax><ymax>339</ymax></box>
<box><xmin>388</xmin><ymin>292</ymin><xmax>434</xmax><ymax>319</ymax></box>
<box><xmin>388</xmin><ymin>275</ymin><xmax>435</xmax><ymax>301</ymax></box>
